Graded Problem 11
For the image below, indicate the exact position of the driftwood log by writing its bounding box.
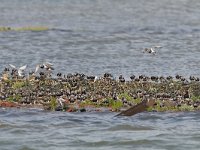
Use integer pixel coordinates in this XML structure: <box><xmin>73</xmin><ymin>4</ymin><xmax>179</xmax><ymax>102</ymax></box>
<box><xmin>116</xmin><ymin>99</ymin><xmax>156</xmax><ymax>116</ymax></box>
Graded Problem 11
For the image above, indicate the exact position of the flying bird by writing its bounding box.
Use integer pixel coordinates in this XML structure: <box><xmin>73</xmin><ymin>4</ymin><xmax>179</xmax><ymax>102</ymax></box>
<box><xmin>9</xmin><ymin>64</ymin><xmax>27</xmax><ymax>77</ymax></box>
<box><xmin>143</xmin><ymin>46</ymin><xmax>162</xmax><ymax>55</ymax></box>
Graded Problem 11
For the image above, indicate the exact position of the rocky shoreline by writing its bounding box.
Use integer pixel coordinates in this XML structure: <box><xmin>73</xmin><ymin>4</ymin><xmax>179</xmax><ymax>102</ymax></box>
<box><xmin>1</xmin><ymin>65</ymin><xmax>200</xmax><ymax>114</ymax></box>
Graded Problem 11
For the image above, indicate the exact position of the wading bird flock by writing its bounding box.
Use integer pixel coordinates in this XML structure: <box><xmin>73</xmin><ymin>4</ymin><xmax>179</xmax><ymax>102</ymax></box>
<box><xmin>1</xmin><ymin>45</ymin><xmax>200</xmax><ymax>113</ymax></box>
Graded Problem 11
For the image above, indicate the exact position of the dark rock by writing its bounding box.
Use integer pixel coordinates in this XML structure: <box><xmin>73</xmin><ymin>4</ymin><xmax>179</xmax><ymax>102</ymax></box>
<box><xmin>130</xmin><ymin>75</ymin><xmax>135</xmax><ymax>80</ymax></box>
<box><xmin>55</xmin><ymin>106</ymin><xmax>63</xmax><ymax>111</ymax></box>
<box><xmin>80</xmin><ymin>108</ymin><xmax>86</xmax><ymax>112</ymax></box>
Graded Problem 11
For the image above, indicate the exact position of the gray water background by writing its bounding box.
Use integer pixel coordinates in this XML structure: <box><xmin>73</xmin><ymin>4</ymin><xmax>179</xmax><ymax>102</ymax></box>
<box><xmin>1</xmin><ymin>108</ymin><xmax>200</xmax><ymax>150</ymax></box>
<box><xmin>1</xmin><ymin>0</ymin><xmax>200</xmax><ymax>149</ymax></box>
<box><xmin>1</xmin><ymin>0</ymin><xmax>200</xmax><ymax>78</ymax></box>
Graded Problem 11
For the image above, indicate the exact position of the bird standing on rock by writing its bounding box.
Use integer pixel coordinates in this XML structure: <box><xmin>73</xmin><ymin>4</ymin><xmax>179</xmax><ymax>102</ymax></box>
<box><xmin>130</xmin><ymin>75</ymin><xmax>135</xmax><ymax>81</ymax></box>
<box><xmin>119</xmin><ymin>75</ymin><xmax>125</xmax><ymax>82</ymax></box>
<box><xmin>43</xmin><ymin>62</ymin><xmax>54</xmax><ymax>71</ymax></box>
<box><xmin>35</xmin><ymin>62</ymin><xmax>54</xmax><ymax>77</ymax></box>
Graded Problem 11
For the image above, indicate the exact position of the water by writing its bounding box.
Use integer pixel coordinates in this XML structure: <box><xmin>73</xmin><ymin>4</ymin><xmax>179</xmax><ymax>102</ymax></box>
<box><xmin>1</xmin><ymin>0</ymin><xmax>200</xmax><ymax>149</ymax></box>
<box><xmin>1</xmin><ymin>0</ymin><xmax>200</xmax><ymax>78</ymax></box>
<box><xmin>1</xmin><ymin>108</ymin><xmax>200</xmax><ymax>150</ymax></box>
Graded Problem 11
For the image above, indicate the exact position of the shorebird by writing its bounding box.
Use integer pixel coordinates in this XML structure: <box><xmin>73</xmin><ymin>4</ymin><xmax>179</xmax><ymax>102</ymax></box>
<box><xmin>94</xmin><ymin>76</ymin><xmax>98</xmax><ymax>82</ymax></box>
<box><xmin>119</xmin><ymin>74</ymin><xmax>125</xmax><ymax>82</ymax></box>
<box><xmin>9</xmin><ymin>64</ymin><xmax>27</xmax><ymax>77</ymax></box>
<box><xmin>35</xmin><ymin>62</ymin><xmax>54</xmax><ymax>77</ymax></box>
<box><xmin>57</xmin><ymin>97</ymin><xmax>65</xmax><ymax>108</ymax></box>
<box><xmin>143</xmin><ymin>46</ymin><xmax>162</xmax><ymax>55</ymax></box>
<box><xmin>130</xmin><ymin>75</ymin><xmax>135</xmax><ymax>81</ymax></box>
<box><xmin>0</xmin><ymin>67</ymin><xmax>10</xmax><ymax>80</ymax></box>
<box><xmin>35</xmin><ymin>62</ymin><xmax>54</xmax><ymax>73</ymax></box>
<box><xmin>43</xmin><ymin>62</ymin><xmax>54</xmax><ymax>71</ymax></box>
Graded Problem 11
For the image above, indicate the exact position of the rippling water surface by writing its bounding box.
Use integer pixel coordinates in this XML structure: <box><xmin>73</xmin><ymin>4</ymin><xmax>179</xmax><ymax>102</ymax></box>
<box><xmin>1</xmin><ymin>0</ymin><xmax>200</xmax><ymax>149</ymax></box>
<box><xmin>1</xmin><ymin>108</ymin><xmax>200</xmax><ymax>150</ymax></box>
<box><xmin>1</xmin><ymin>0</ymin><xmax>200</xmax><ymax>77</ymax></box>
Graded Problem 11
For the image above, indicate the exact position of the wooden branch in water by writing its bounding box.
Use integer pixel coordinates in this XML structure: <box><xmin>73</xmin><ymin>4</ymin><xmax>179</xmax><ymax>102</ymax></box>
<box><xmin>116</xmin><ymin>99</ymin><xmax>156</xmax><ymax>116</ymax></box>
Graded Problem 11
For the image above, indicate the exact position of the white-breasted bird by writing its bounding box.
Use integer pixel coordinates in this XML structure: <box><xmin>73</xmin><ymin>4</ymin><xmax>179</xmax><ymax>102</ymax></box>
<box><xmin>94</xmin><ymin>76</ymin><xmax>98</xmax><ymax>82</ymax></box>
<box><xmin>43</xmin><ymin>62</ymin><xmax>54</xmax><ymax>71</ymax></box>
<box><xmin>34</xmin><ymin>62</ymin><xmax>54</xmax><ymax>77</ymax></box>
<box><xmin>35</xmin><ymin>62</ymin><xmax>54</xmax><ymax>73</ymax></box>
<box><xmin>57</xmin><ymin>96</ymin><xmax>66</xmax><ymax>108</ymax></box>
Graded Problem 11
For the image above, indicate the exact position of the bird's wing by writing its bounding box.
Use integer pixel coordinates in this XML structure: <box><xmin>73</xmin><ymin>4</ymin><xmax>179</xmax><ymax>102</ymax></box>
<box><xmin>35</xmin><ymin>65</ymin><xmax>40</xmax><ymax>73</ymax></box>
<box><xmin>19</xmin><ymin>65</ymin><xmax>27</xmax><ymax>71</ymax></box>
<box><xmin>150</xmin><ymin>48</ymin><xmax>156</xmax><ymax>53</ymax></box>
<box><xmin>18</xmin><ymin>70</ymin><xmax>24</xmax><ymax>77</ymax></box>
<box><xmin>45</xmin><ymin>62</ymin><xmax>53</xmax><ymax>66</ymax></box>
<box><xmin>57</xmin><ymin>98</ymin><xmax>63</xmax><ymax>107</ymax></box>
<box><xmin>94</xmin><ymin>76</ymin><xmax>98</xmax><ymax>82</ymax></box>
<box><xmin>9</xmin><ymin>64</ymin><xmax>16</xmax><ymax>69</ymax></box>
<box><xmin>154</xmin><ymin>45</ymin><xmax>162</xmax><ymax>48</ymax></box>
